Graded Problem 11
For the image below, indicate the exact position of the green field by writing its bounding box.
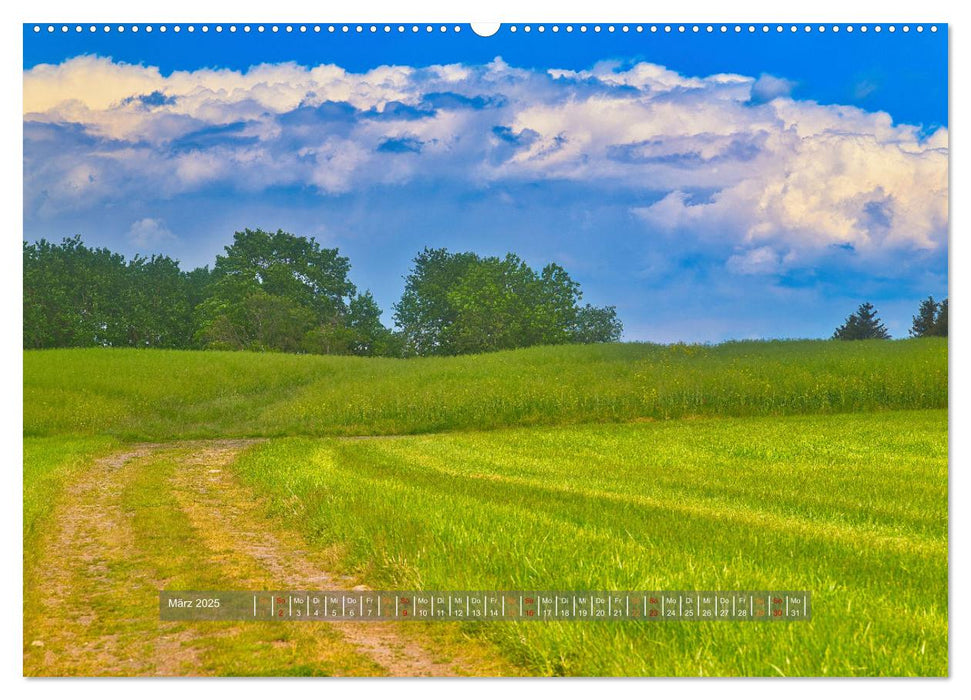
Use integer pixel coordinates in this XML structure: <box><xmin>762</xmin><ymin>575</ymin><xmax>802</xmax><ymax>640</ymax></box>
<box><xmin>23</xmin><ymin>339</ymin><xmax>948</xmax><ymax>676</ymax></box>
<box><xmin>26</xmin><ymin>339</ymin><xmax>946</xmax><ymax>439</ymax></box>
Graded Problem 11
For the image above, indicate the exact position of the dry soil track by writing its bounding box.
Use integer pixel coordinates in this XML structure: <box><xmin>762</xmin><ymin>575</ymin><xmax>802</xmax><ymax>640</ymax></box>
<box><xmin>23</xmin><ymin>440</ymin><xmax>507</xmax><ymax>677</ymax></box>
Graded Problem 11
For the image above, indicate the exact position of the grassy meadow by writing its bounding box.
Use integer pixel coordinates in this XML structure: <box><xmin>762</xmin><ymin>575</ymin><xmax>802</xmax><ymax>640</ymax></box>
<box><xmin>23</xmin><ymin>338</ymin><xmax>948</xmax><ymax>676</ymax></box>
<box><xmin>233</xmin><ymin>411</ymin><xmax>947</xmax><ymax>675</ymax></box>
<box><xmin>25</xmin><ymin>338</ymin><xmax>946</xmax><ymax>439</ymax></box>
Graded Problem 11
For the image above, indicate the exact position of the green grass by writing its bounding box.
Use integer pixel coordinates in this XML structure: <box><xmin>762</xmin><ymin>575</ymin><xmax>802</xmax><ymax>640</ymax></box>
<box><xmin>24</xmin><ymin>444</ymin><xmax>384</xmax><ymax>676</ymax></box>
<box><xmin>117</xmin><ymin>449</ymin><xmax>382</xmax><ymax>676</ymax></box>
<box><xmin>229</xmin><ymin>410</ymin><xmax>948</xmax><ymax>676</ymax></box>
<box><xmin>23</xmin><ymin>436</ymin><xmax>118</xmax><ymax>556</ymax></box>
<box><xmin>25</xmin><ymin>339</ymin><xmax>946</xmax><ymax>440</ymax></box>
<box><xmin>23</xmin><ymin>339</ymin><xmax>949</xmax><ymax>676</ymax></box>
<box><xmin>23</xmin><ymin>435</ymin><xmax>119</xmax><ymax>661</ymax></box>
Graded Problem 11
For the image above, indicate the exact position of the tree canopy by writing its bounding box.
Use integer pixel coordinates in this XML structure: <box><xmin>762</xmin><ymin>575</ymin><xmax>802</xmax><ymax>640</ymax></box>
<box><xmin>910</xmin><ymin>296</ymin><xmax>948</xmax><ymax>338</ymax></box>
<box><xmin>25</xmin><ymin>233</ymin><xmax>623</xmax><ymax>357</ymax></box>
<box><xmin>191</xmin><ymin>228</ymin><xmax>402</xmax><ymax>355</ymax></box>
<box><xmin>933</xmin><ymin>299</ymin><xmax>948</xmax><ymax>337</ymax></box>
<box><xmin>29</xmin><ymin>233</ymin><xmax>950</xmax><ymax>355</ymax></box>
<box><xmin>23</xmin><ymin>236</ymin><xmax>198</xmax><ymax>350</ymax></box>
<box><xmin>393</xmin><ymin>248</ymin><xmax>621</xmax><ymax>355</ymax></box>
<box><xmin>833</xmin><ymin>302</ymin><xmax>891</xmax><ymax>340</ymax></box>
<box><xmin>210</xmin><ymin>228</ymin><xmax>355</xmax><ymax>320</ymax></box>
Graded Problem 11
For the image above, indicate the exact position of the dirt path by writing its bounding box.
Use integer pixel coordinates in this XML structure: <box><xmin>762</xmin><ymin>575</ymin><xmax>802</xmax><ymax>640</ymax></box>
<box><xmin>24</xmin><ymin>441</ymin><xmax>497</xmax><ymax>677</ymax></box>
<box><xmin>25</xmin><ymin>443</ymin><xmax>163</xmax><ymax>675</ymax></box>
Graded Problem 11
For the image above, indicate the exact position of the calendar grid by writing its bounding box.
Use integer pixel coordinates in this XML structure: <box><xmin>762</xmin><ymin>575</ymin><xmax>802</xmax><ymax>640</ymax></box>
<box><xmin>160</xmin><ymin>590</ymin><xmax>812</xmax><ymax>622</ymax></box>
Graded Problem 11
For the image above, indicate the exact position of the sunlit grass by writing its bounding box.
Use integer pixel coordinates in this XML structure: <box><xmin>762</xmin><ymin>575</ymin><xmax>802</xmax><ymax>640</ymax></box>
<box><xmin>23</xmin><ymin>339</ymin><xmax>948</xmax><ymax>676</ymax></box>
<box><xmin>231</xmin><ymin>410</ymin><xmax>947</xmax><ymax>676</ymax></box>
<box><xmin>23</xmin><ymin>436</ymin><xmax>118</xmax><ymax>557</ymax></box>
<box><xmin>24</xmin><ymin>338</ymin><xmax>947</xmax><ymax>439</ymax></box>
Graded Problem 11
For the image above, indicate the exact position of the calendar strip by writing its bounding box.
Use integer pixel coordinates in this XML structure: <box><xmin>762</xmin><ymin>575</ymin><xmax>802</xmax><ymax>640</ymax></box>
<box><xmin>160</xmin><ymin>590</ymin><xmax>811</xmax><ymax>622</ymax></box>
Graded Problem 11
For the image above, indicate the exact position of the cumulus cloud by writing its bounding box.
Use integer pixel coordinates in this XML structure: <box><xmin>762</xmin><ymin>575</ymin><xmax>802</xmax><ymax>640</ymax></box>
<box><xmin>24</xmin><ymin>55</ymin><xmax>948</xmax><ymax>271</ymax></box>
<box><xmin>750</xmin><ymin>73</ymin><xmax>796</xmax><ymax>102</ymax></box>
<box><xmin>128</xmin><ymin>217</ymin><xmax>176</xmax><ymax>247</ymax></box>
<box><xmin>726</xmin><ymin>246</ymin><xmax>783</xmax><ymax>276</ymax></box>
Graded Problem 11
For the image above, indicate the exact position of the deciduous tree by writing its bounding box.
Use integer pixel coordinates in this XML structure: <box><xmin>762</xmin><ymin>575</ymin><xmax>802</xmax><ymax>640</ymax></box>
<box><xmin>394</xmin><ymin>248</ymin><xmax>622</xmax><ymax>355</ymax></box>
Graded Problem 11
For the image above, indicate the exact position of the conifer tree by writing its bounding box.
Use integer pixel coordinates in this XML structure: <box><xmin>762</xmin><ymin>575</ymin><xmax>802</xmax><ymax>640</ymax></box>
<box><xmin>931</xmin><ymin>298</ymin><xmax>948</xmax><ymax>337</ymax></box>
<box><xmin>910</xmin><ymin>296</ymin><xmax>940</xmax><ymax>337</ymax></box>
<box><xmin>833</xmin><ymin>302</ymin><xmax>891</xmax><ymax>340</ymax></box>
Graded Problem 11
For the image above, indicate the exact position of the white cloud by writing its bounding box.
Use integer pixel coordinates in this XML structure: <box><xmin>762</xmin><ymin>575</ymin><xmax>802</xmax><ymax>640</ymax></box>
<box><xmin>633</xmin><ymin>126</ymin><xmax>948</xmax><ymax>260</ymax></box>
<box><xmin>726</xmin><ymin>246</ymin><xmax>783</xmax><ymax>276</ymax></box>
<box><xmin>128</xmin><ymin>218</ymin><xmax>176</xmax><ymax>247</ymax></box>
<box><xmin>751</xmin><ymin>73</ymin><xmax>796</xmax><ymax>102</ymax></box>
<box><xmin>24</xmin><ymin>55</ymin><xmax>948</xmax><ymax>268</ymax></box>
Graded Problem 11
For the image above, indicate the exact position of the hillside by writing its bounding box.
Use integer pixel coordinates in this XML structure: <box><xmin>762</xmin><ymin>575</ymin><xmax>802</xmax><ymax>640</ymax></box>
<box><xmin>25</xmin><ymin>338</ymin><xmax>947</xmax><ymax>440</ymax></box>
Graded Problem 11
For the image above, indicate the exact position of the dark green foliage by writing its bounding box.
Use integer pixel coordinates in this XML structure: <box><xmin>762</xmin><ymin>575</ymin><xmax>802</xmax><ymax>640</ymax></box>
<box><xmin>833</xmin><ymin>302</ymin><xmax>891</xmax><ymax>340</ymax></box>
<box><xmin>196</xmin><ymin>229</ymin><xmax>357</xmax><ymax>352</ymax></box>
<box><xmin>184</xmin><ymin>266</ymin><xmax>213</xmax><ymax>310</ymax></box>
<box><xmin>183</xmin><ymin>229</ymin><xmax>400</xmax><ymax>356</ymax></box>
<box><xmin>910</xmin><ymin>296</ymin><xmax>948</xmax><ymax>338</ymax></box>
<box><xmin>24</xmin><ymin>232</ymin><xmax>625</xmax><ymax>357</ymax></box>
<box><xmin>447</xmin><ymin>254</ymin><xmax>574</xmax><ymax>354</ymax></box>
<box><xmin>347</xmin><ymin>291</ymin><xmax>400</xmax><ymax>356</ymax></box>
<box><xmin>910</xmin><ymin>297</ymin><xmax>938</xmax><ymax>337</ymax></box>
<box><xmin>393</xmin><ymin>248</ymin><xmax>479</xmax><ymax>355</ymax></box>
<box><xmin>123</xmin><ymin>255</ymin><xmax>196</xmax><ymax>347</ymax></box>
<box><xmin>393</xmin><ymin>248</ymin><xmax>622</xmax><ymax>355</ymax></box>
<box><xmin>194</xmin><ymin>286</ymin><xmax>316</xmax><ymax>352</ymax></box>
<box><xmin>23</xmin><ymin>237</ymin><xmax>195</xmax><ymax>349</ymax></box>
<box><xmin>932</xmin><ymin>299</ymin><xmax>948</xmax><ymax>337</ymax></box>
<box><xmin>573</xmin><ymin>304</ymin><xmax>623</xmax><ymax>344</ymax></box>
<box><xmin>210</xmin><ymin>228</ymin><xmax>355</xmax><ymax>321</ymax></box>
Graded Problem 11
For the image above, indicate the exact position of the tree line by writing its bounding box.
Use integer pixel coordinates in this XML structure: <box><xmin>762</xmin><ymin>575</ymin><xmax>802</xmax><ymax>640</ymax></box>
<box><xmin>833</xmin><ymin>299</ymin><xmax>948</xmax><ymax>340</ymax></box>
<box><xmin>23</xmin><ymin>230</ymin><xmax>622</xmax><ymax>357</ymax></box>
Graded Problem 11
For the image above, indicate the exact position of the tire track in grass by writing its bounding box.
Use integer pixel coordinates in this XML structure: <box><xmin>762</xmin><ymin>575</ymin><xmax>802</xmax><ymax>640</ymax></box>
<box><xmin>168</xmin><ymin>441</ymin><xmax>474</xmax><ymax>676</ymax></box>
<box><xmin>24</xmin><ymin>444</ymin><xmax>163</xmax><ymax>675</ymax></box>
<box><xmin>25</xmin><ymin>440</ymin><xmax>494</xmax><ymax>676</ymax></box>
<box><xmin>27</xmin><ymin>441</ymin><xmax>378</xmax><ymax>676</ymax></box>
<box><xmin>127</xmin><ymin>440</ymin><xmax>363</xmax><ymax>676</ymax></box>
<box><xmin>345</xmin><ymin>441</ymin><xmax>946</xmax><ymax>559</ymax></box>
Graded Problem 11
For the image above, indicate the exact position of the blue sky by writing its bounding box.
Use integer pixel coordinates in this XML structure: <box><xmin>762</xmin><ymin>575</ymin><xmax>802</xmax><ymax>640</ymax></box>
<box><xmin>23</xmin><ymin>24</ymin><xmax>948</xmax><ymax>341</ymax></box>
